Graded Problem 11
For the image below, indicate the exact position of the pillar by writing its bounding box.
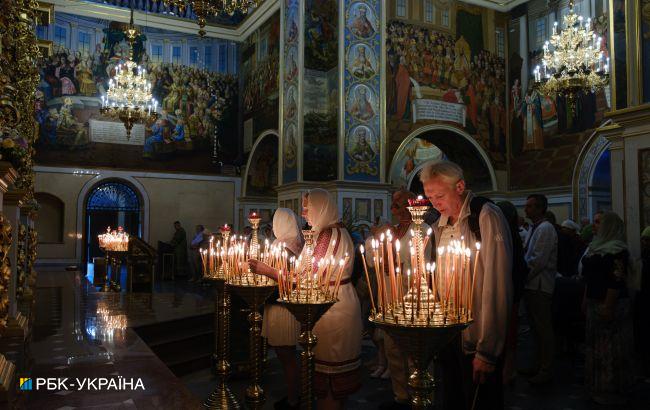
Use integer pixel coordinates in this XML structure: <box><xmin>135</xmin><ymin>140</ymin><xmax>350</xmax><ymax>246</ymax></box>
<box><xmin>3</xmin><ymin>190</ymin><xmax>28</xmax><ymax>339</ymax></box>
<box><xmin>277</xmin><ymin>0</ymin><xmax>390</xmax><ymax>221</ymax></box>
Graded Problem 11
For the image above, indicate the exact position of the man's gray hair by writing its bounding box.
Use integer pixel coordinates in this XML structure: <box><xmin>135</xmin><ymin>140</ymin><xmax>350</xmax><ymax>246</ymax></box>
<box><xmin>419</xmin><ymin>160</ymin><xmax>464</xmax><ymax>185</ymax></box>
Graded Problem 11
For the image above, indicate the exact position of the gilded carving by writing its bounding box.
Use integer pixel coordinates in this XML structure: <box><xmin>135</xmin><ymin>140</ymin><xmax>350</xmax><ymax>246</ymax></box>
<box><xmin>0</xmin><ymin>214</ymin><xmax>12</xmax><ymax>330</ymax></box>
<box><xmin>16</xmin><ymin>224</ymin><xmax>26</xmax><ymax>301</ymax></box>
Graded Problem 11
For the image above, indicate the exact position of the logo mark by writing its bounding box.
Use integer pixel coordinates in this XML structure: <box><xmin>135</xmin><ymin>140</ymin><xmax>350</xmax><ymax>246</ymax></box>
<box><xmin>20</xmin><ymin>378</ymin><xmax>32</xmax><ymax>391</ymax></box>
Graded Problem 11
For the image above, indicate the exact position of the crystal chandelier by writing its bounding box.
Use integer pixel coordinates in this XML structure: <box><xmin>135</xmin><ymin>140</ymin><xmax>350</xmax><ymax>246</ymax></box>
<box><xmin>100</xmin><ymin>8</ymin><xmax>157</xmax><ymax>139</ymax></box>
<box><xmin>533</xmin><ymin>0</ymin><xmax>609</xmax><ymax>102</ymax></box>
<box><xmin>164</xmin><ymin>0</ymin><xmax>260</xmax><ymax>37</ymax></box>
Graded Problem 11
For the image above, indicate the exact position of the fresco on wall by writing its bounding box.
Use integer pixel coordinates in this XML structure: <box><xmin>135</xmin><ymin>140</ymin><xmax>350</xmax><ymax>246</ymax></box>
<box><xmin>303</xmin><ymin>0</ymin><xmax>338</xmax><ymax>181</ymax></box>
<box><xmin>386</xmin><ymin>13</ymin><xmax>507</xmax><ymax>171</ymax></box>
<box><xmin>241</xmin><ymin>11</ymin><xmax>280</xmax><ymax>136</ymax></box>
<box><xmin>246</xmin><ymin>135</ymin><xmax>278</xmax><ymax>197</ymax></box>
<box><xmin>509</xmin><ymin>13</ymin><xmax>610</xmax><ymax>190</ymax></box>
<box><xmin>344</xmin><ymin>0</ymin><xmax>382</xmax><ymax>182</ymax></box>
<box><xmin>34</xmin><ymin>15</ymin><xmax>237</xmax><ymax>174</ymax></box>
<box><xmin>390</xmin><ymin>129</ymin><xmax>493</xmax><ymax>194</ymax></box>
<box><xmin>282</xmin><ymin>0</ymin><xmax>300</xmax><ymax>183</ymax></box>
<box><xmin>642</xmin><ymin>0</ymin><xmax>650</xmax><ymax>103</ymax></box>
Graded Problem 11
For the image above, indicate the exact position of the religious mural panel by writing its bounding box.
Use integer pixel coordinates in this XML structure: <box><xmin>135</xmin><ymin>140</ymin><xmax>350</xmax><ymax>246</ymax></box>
<box><xmin>613</xmin><ymin>0</ymin><xmax>628</xmax><ymax>109</ymax></box>
<box><xmin>246</xmin><ymin>135</ymin><xmax>279</xmax><ymax>197</ymax></box>
<box><xmin>344</xmin><ymin>0</ymin><xmax>382</xmax><ymax>181</ymax></box>
<box><xmin>34</xmin><ymin>13</ymin><xmax>238</xmax><ymax>174</ymax></box>
<box><xmin>641</xmin><ymin>0</ymin><xmax>650</xmax><ymax>103</ymax></box>
<box><xmin>508</xmin><ymin>9</ymin><xmax>610</xmax><ymax>190</ymax></box>
<box><xmin>303</xmin><ymin>0</ymin><xmax>338</xmax><ymax>181</ymax></box>
<box><xmin>386</xmin><ymin>4</ymin><xmax>507</xmax><ymax>177</ymax></box>
<box><xmin>241</xmin><ymin>11</ymin><xmax>280</xmax><ymax>138</ymax></box>
<box><xmin>282</xmin><ymin>0</ymin><xmax>300</xmax><ymax>183</ymax></box>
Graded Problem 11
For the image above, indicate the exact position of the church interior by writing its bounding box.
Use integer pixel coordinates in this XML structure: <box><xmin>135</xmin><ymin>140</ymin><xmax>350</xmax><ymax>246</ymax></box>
<box><xmin>1</xmin><ymin>0</ymin><xmax>649</xmax><ymax>408</ymax></box>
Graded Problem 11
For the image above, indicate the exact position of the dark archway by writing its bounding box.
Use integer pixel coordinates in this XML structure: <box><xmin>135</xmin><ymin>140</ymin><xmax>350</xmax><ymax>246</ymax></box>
<box><xmin>84</xmin><ymin>180</ymin><xmax>142</xmax><ymax>264</ymax></box>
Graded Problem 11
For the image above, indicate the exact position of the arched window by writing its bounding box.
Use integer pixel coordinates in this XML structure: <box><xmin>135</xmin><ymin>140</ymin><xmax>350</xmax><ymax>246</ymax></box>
<box><xmin>35</xmin><ymin>192</ymin><xmax>64</xmax><ymax>243</ymax></box>
<box><xmin>87</xmin><ymin>182</ymin><xmax>140</xmax><ymax>212</ymax></box>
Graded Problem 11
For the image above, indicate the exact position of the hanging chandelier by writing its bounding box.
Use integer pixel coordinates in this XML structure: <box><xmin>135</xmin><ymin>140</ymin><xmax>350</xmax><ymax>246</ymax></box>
<box><xmin>164</xmin><ymin>0</ymin><xmax>260</xmax><ymax>36</ymax></box>
<box><xmin>100</xmin><ymin>8</ymin><xmax>157</xmax><ymax>139</ymax></box>
<box><xmin>533</xmin><ymin>0</ymin><xmax>609</xmax><ymax>102</ymax></box>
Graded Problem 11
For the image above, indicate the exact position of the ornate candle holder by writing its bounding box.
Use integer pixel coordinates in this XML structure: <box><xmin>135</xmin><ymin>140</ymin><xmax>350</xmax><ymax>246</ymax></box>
<box><xmin>202</xmin><ymin>225</ymin><xmax>240</xmax><ymax>409</ymax></box>
<box><xmin>364</xmin><ymin>196</ymin><xmax>475</xmax><ymax>409</ymax></box>
<box><xmin>227</xmin><ymin>281</ymin><xmax>276</xmax><ymax>410</ymax></box>
<box><xmin>278</xmin><ymin>288</ymin><xmax>335</xmax><ymax>410</ymax></box>
<box><xmin>98</xmin><ymin>227</ymin><xmax>130</xmax><ymax>292</ymax></box>
<box><xmin>275</xmin><ymin>228</ymin><xmax>349</xmax><ymax>409</ymax></box>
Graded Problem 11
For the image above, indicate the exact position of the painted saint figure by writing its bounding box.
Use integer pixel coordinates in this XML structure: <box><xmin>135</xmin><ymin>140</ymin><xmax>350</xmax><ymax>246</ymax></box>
<box><xmin>351</xmin><ymin>46</ymin><xmax>375</xmax><ymax>79</ymax></box>
<box><xmin>350</xmin><ymin>87</ymin><xmax>375</xmax><ymax>121</ymax></box>
<box><xmin>349</xmin><ymin>127</ymin><xmax>376</xmax><ymax>162</ymax></box>
<box><xmin>350</xmin><ymin>6</ymin><xmax>375</xmax><ymax>38</ymax></box>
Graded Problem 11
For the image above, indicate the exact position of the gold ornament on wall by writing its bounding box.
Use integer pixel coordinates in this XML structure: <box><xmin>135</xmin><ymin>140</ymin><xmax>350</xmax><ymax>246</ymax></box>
<box><xmin>0</xmin><ymin>214</ymin><xmax>12</xmax><ymax>330</ymax></box>
<box><xmin>16</xmin><ymin>224</ymin><xmax>26</xmax><ymax>302</ymax></box>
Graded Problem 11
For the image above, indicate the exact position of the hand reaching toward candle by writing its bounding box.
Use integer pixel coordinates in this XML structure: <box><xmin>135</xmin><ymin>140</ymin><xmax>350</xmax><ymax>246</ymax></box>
<box><xmin>248</xmin><ymin>259</ymin><xmax>279</xmax><ymax>280</ymax></box>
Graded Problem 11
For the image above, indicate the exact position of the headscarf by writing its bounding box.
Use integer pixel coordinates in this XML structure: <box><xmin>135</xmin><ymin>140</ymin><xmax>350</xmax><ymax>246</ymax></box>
<box><xmin>585</xmin><ymin>211</ymin><xmax>627</xmax><ymax>256</ymax></box>
<box><xmin>272</xmin><ymin>208</ymin><xmax>303</xmax><ymax>256</ymax></box>
<box><xmin>306</xmin><ymin>188</ymin><xmax>339</xmax><ymax>232</ymax></box>
<box><xmin>642</xmin><ymin>226</ymin><xmax>650</xmax><ymax>239</ymax></box>
<box><xmin>560</xmin><ymin>219</ymin><xmax>581</xmax><ymax>233</ymax></box>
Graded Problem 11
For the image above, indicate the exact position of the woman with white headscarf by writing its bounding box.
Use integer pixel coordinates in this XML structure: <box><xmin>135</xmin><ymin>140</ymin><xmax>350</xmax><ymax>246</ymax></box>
<box><xmin>303</xmin><ymin>188</ymin><xmax>362</xmax><ymax>409</ymax></box>
<box><xmin>250</xmin><ymin>190</ymin><xmax>363</xmax><ymax>409</ymax></box>
<box><xmin>254</xmin><ymin>208</ymin><xmax>303</xmax><ymax>409</ymax></box>
<box><xmin>579</xmin><ymin>212</ymin><xmax>633</xmax><ymax>405</ymax></box>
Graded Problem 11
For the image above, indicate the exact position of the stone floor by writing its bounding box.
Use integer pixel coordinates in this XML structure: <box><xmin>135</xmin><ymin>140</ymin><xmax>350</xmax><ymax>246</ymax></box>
<box><xmin>16</xmin><ymin>270</ymin><xmax>650</xmax><ymax>409</ymax></box>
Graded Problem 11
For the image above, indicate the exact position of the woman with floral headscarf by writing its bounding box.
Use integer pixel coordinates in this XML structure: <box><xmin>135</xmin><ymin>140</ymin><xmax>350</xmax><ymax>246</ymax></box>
<box><xmin>250</xmin><ymin>189</ymin><xmax>362</xmax><ymax>409</ymax></box>
<box><xmin>579</xmin><ymin>212</ymin><xmax>633</xmax><ymax>406</ymax></box>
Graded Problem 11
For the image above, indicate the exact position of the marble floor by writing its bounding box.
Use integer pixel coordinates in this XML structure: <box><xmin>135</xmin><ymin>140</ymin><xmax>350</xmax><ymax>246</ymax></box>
<box><xmin>15</xmin><ymin>269</ymin><xmax>650</xmax><ymax>409</ymax></box>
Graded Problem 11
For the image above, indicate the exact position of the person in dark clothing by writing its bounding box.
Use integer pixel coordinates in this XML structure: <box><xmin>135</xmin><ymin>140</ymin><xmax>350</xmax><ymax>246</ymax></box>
<box><xmin>635</xmin><ymin>227</ymin><xmax>650</xmax><ymax>376</ymax></box>
<box><xmin>496</xmin><ymin>201</ymin><xmax>528</xmax><ymax>385</ymax></box>
<box><xmin>580</xmin><ymin>212</ymin><xmax>633</xmax><ymax>406</ymax></box>
<box><xmin>169</xmin><ymin>221</ymin><xmax>188</xmax><ymax>276</ymax></box>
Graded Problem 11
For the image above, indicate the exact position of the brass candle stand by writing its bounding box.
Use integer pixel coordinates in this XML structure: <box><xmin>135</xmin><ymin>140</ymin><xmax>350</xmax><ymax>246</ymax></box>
<box><xmin>102</xmin><ymin>250</ymin><xmax>127</xmax><ymax>292</ymax></box>
<box><xmin>227</xmin><ymin>281</ymin><xmax>276</xmax><ymax>410</ymax></box>
<box><xmin>364</xmin><ymin>198</ymin><xmax>475</xmax><ymax>409</ymax></box>
<box><xmin>203</xmin><ymin>227</ymin><xmax>240</xmax><ymax>409</ymax></box>
<box><xmin>278</xmin><ymin>292</ymin><xmax>335</xmax><ymax>410</ymax></box>
<box><xmin>226</xmin><ymin>212</ymin><xmax>276</xmax><ymax>409</ymax></box>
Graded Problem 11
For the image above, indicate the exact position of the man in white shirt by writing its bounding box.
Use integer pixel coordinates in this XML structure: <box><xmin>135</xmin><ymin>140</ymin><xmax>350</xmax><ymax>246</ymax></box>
<box><xmin>521</xmin><ymin>194</ymin><xmax>558</xmax><ymax>385</ymax></box>
<box><xmin>421</xmin><ymin>160</ymin><xmax>512</xmax><ymax>409</ymax></box>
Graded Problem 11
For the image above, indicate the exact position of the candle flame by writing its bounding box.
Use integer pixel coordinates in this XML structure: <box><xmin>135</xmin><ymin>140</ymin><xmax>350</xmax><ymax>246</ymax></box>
<box><xmin>360</xmin><ymin>244</ymin><xmax>365</xmax><ymax>253</ymax></box>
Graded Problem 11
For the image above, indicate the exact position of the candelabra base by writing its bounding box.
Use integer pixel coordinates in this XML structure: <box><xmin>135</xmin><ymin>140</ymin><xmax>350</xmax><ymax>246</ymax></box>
<box><xmin>203</xmin><ymin>276</ymin><xmax>240</xmax><ymax>409</ymax></box>
<box><xmin>279</xmin><ymin>299</ymin><xmax>336</xmax><ymax>410</ymax></box>
<box><xmin>228</xmin><ymin>283</ymin><xmax>276</xmax><ymax>410</ymax></box>
<box><xmin>371</xmin><ymin>317</ymin><xmax>470</xmax><ymax>410</ymax></box>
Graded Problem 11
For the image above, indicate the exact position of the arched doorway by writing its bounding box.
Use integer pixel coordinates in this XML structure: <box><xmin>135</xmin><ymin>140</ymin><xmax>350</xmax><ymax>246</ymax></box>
<box><xmin>84</xmin><ymin>180</ymin><xmax>142</xmax><ymax>264</ymax></box>
<box><xmin>390</xmin><ymin>125</ymin><xmax>497</xmax><ymax>195</ymax></box>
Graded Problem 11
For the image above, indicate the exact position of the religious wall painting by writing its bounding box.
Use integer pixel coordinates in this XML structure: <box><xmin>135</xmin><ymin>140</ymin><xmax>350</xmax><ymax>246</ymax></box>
<box><xmin>34</xmin><ymin>13</ymin><xmax>237</xmax><ymax>174</ymax></box>
<box><xmin>348</xmin><ymin>43</ymin><xmax>377</xmax><ymax>80</ymax></box>
<box><xmin>385</xmin><ymin>17</ymin><xmax>507</xmax><ymax>171</ymax></box>
<box><xmin>641</xmin><ymin>0</ymin><xmax>650</xmax><ymax>103</ymax></box>
<box><xmin>303</xmin><ymin>0</ymin><xmax>339</xmax><ymax>181</ymax></box>
<box><xmin>508</xmin><ymin>11</ymin><xmax>610</xmax><ymax>190</ymax></box>
<box><xmin>283</xmin><ymin>123</ymin><xmax>298</xmax><ymax>170</ymax></box>
<box><xmin>285</xmin><ymin>47</ymin><xmax>299</xmax><ymax>83</ymax></box>
<box><xmin>373</xmin><ymin>199</ymin><xmax>383</xmax><ymax>221</ymax></box>
<box><xmin>246</xmin><ymin>135</ymin><xmax>279</xmax><ymax>197</ymax></box>
<box><xmin>343</xmin><ymin>0</ymin><xmax>381</xmax><ymax>182</ymax></box>
<box><xmin>355</xmin><ymin>198</ymin><xmax>371</xmax><ymax>222</ymax></box>
<box><xmin>37</xmin><ymin>39</ymin><xmax>53</xmax><ymax>59</ymax></box>
<box><xmin>284</xmin><ymin>85</ymin><xmax>298</xmax><ymax>120</ymax></box>
<box><xmin>640</xmin><ymin>149</ymin><xmax>650</xmax><ymax>232</ymax></box>
<box><xmin>347</xmin><ymin>2</ymin><xmax>377</xmax><ymax>39</ymax></box>
<box><xmin>285</xmin><ymin>0</ymin><xmax>299</xmax><ymax>45</ymax></box>
<box><xmin>304</xmin><ymin>0</ymin><xmax>339</xmax><ymax>70</ymax></box>
<box><xmin>242</xmin><ymin>11</ymin><xmax>280</xmax><ymax>125</ymax></box>
<box><xmin>346</xmin><ymin>125</ymin><xmax>378</xmax><ymax>176</ymax></box>
<box><xmin>613</xmin><ymin>0</ymin><xmax>628</xmax><ymax>109</ymax></box>
<box><xmin>342</xmin><ymin>197</ymin><xmax>353</xmax><ymax>226</ymax></box>
<box><xmin>389</xmin><ymin>137</ymin><xmax>444</xmax><ymax>189</ymax></box>
<box><xmin>347</xmin><ymin>84</ymin><xmax>377</xmax><ymax>122</ymax></box>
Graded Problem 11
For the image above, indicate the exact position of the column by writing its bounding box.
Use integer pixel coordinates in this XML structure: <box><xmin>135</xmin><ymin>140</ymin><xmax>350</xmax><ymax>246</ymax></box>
<box><xmin>341</xmin><ymin>0</ymin><xmax>384</xmax><ymax>183</ymax></box>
